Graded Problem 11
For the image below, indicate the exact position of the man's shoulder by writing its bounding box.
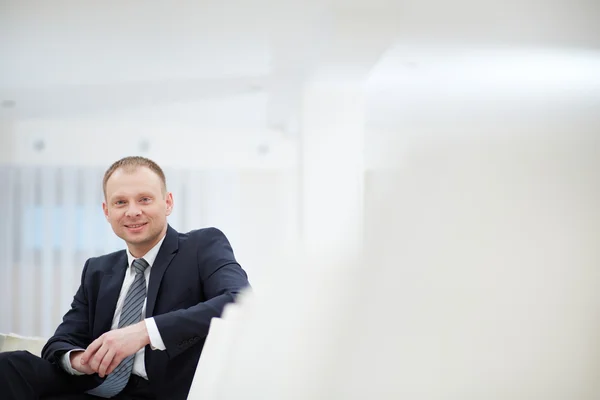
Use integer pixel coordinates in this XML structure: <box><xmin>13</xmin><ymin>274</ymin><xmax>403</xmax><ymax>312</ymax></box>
<box><xmin>176</xmin><ymin>227</ymin><xmax>232</xmax><ymax>256</ymax></box>
<box><xmin>179</xmin><ymin>226</ymin><xmax>228</xmax><ymax>243</ymax></box>
<box><xmin>176</xmin><ymin>227</ymin><xmax>237</xmax><ymax>267</ymax></box>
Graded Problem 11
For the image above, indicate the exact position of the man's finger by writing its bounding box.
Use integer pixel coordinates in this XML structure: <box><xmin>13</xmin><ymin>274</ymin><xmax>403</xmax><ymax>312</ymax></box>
<box><xmin>106</xmin><ymin>356</ymin><xmax>123</xmax><ymax>376</ymax></box>
<box><xmin>81</xmin><ymin>337</ymin><xmax>103</xmax><ymax>365</ymax></box>
<box><xmin>98</xmin><ymin>348</ymin><xmax>116</xmax><ymax>378</ymax></box>
<box><xmin>89</xmin><ymin>343</ymin><xmax>109</xmax><ymax>372</ymax></box>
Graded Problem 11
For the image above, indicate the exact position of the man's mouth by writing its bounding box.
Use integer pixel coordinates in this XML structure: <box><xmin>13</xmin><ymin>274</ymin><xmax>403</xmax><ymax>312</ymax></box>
<box><xmin>125</xmin><ymin>223</ymin><xmax>147</xmax><ymax>229</ymax></box>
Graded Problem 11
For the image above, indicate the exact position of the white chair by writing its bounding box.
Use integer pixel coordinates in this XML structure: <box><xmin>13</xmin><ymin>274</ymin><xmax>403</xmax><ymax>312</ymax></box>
<box><xmin>0</xmin><ymin>333</ymin><xmax>47</xmax><ymax>356</ymax></box>
<box><xmin>187</xmin><ymin>291</ymin><xmax>251</xmax><ymax>400</ymax></box>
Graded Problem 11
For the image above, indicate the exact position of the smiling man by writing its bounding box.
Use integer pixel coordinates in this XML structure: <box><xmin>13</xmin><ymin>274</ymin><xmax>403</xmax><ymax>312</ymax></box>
<box><xmin>0</xmin><ymin>156</ymin><xmax>250</xmax><ymax>400</ymax></box>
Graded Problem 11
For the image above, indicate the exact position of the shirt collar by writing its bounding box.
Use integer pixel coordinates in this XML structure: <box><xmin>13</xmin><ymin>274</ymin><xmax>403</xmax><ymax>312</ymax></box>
<box><xmin>126</xmin><ymin>233</ymin><xmax>167</xmax><ymax>269</ymax></box>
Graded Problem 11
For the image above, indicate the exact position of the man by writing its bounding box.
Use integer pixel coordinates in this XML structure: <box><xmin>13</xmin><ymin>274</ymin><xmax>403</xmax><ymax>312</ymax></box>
<box><xmin>0</xmin><ymin>156</ymin><xmax>250</xmax><ymax>399</ymax></box>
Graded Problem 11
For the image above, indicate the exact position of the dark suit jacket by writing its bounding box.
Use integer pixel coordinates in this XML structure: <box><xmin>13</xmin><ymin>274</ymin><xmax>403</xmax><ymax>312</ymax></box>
<box><xmin>41</xmin><ymin>225</ymin><xmax>250</xmax><ymax>399</ymax></box>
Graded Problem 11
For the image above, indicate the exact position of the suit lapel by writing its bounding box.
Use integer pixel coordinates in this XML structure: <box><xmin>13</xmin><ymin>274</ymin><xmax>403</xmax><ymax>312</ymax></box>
<box><xmin>146</xmin><ymin>225</ymin><xmax>179</xmax><ymax>317</ymax></box>
<box><xmin>94</xmin><ymin>252</ymin><xmax>128</xmax><ymax>338</ymax></box>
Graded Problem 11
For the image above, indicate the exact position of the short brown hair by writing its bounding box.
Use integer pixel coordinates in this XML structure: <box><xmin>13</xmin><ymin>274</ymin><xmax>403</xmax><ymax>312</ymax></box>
<box><xmin>103</xmin><ymin>156</ymin><xmax>167</xmax><ymax>198</ymax></box>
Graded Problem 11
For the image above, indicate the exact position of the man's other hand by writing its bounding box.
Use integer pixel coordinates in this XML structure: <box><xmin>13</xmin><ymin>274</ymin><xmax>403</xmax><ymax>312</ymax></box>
<box><xmin>70</xmin><ymin>351</ymin><xmax>96</xmax><ymax>375</ymax></box>
<box><xmin>80</xmin><ymin>321</ymin><xmax>150</xmax><ymax>378</ymax></box>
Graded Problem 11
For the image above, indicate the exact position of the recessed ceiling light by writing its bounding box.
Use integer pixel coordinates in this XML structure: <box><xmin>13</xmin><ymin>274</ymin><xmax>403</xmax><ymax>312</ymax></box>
<box><xmin>248</xmin><ymin>82</ymin><xmax>263</xmax><ymax>92</ymax></box>
<box><xmin>139</xmin><ymin>139</ymin><xmax>150</xmax><ymax>152</ymax></box>
<box><xmin>33</xmin><ymin>139</ymin><xmax>45</xmax><ymax>152</ymax></box>
<box><xmin>257</xmin><ymin>143</ymin><xmax>270</xmax><ymax>155</ymax></box>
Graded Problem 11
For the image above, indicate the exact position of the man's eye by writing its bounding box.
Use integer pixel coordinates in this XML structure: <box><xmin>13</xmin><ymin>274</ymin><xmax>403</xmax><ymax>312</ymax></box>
<box><xmin>140</xmin><ymin>197</ymin><xmax>151</xmax><ymax>203</ymax></box>
<box><xmin>115</xmin><ymin>200</ymin><xmax>126</xmax><ymax>205</ymax></box>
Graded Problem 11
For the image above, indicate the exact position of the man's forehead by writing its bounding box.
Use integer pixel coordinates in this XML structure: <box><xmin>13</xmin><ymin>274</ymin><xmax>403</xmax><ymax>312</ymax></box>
<box><xmin>109</xmin><ymin>187</ymin><xmax>155</xmax><ymax>196</ymax></box>
<box><xmin>110</xmin><ymin>165</ymin><xmax>151</xmax><ymax>177</ymax></box>
<box><xmin>108</xmin><ymin>167</ymin><xmax>160</xmax><ymax>183</ymax></box>
<box><xmin>106</xmin><ymin>168</ymin><xmax>161</xmax><ymax>190</ymax></box>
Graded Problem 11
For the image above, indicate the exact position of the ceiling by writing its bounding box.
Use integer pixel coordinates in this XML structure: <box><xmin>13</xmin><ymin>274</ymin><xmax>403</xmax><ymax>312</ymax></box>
<box><xmin>1</xmin><ymin>0</ymin><xmax>599</xmax><ymax>131</ymax></box>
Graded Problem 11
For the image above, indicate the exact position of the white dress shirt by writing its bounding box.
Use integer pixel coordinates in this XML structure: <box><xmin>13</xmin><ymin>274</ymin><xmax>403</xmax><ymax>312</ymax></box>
<box><xmin>61</xmin><ymin>235</ymin><xmax>167</xmax><ymax>378</ymax></box>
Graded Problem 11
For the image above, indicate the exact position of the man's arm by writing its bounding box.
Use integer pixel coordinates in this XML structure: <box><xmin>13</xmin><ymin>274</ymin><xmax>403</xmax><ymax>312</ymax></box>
<box><xmin>41</xmin><ymin>259</ymin><xmax>94</xmax><ymax>368</ymax></box>
<box><xmin>152</xmin><ymin>228</ymin><xmax>250</xmax><ymax>359</ymax></box>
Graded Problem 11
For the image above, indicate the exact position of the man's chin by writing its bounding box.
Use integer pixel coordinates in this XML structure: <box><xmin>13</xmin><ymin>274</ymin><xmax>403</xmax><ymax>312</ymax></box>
<box><xmin>126</xmin><ymin>235</ymin><xmax>149</xmax><ymax>243</ymax></box>
<box><xmin>121</xmin><ymin>233</ymin><xmax>150</xmax><ymax>245</ymax></box>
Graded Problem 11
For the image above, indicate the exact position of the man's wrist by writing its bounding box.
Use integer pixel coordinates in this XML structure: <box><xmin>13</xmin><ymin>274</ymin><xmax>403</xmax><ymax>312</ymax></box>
<box><xmin>138</xmin><ymin>320</ymin><xmax>151</xmax><ymax>347</ymax></box>
<box><xmin>144</xmin><ymin>317</ymin><xmax>167</xmax><ymax>350</ymax></box>
<box><xmin>62</xmin><ymin>349</ymin><xmax>86</xmax><ymax>375</ymax></box>
<box><xmin>70</xmin><ymin>349</ymin><xmax>85</xmax><ymax>359</ymax></box>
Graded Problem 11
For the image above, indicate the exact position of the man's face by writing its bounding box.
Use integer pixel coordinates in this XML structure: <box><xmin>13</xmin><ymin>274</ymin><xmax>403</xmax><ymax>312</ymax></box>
<box><xmin>102</xmin><ymin>166</ymin><xmax>173</xmax><ymax>257</ymax></box>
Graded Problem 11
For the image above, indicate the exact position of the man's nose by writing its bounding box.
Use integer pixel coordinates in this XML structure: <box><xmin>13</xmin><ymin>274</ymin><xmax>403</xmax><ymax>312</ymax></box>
<box><xmin>125</xmin><ymin>204</ymin><xmax>142</xmax><ymax>217</ymax></box>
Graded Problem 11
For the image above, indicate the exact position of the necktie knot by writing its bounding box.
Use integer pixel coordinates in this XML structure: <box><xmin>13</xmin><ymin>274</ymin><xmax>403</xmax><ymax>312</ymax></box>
<box><xmin>132</xmin><ymin>258</ymin><xmax>149</xmax><ymax>274</ymax></box>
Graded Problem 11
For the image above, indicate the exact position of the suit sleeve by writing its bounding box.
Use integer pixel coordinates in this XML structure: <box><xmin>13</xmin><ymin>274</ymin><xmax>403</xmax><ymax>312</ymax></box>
<box><xmin>41</xmin><ymin>259</ymin><xmax>93</xmax><ymax>364</ymax></box>
<box><xmin>152</xmin><ymin>228</ymin><xmax>250</xmax><ymax>359</ymax></box>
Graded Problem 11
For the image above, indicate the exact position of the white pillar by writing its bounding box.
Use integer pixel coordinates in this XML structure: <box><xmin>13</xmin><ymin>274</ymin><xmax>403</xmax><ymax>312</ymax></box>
<box><xmin>299</xmin><ymin>81</ymin><xmax>365</xmax><ymax>263</ymax></box>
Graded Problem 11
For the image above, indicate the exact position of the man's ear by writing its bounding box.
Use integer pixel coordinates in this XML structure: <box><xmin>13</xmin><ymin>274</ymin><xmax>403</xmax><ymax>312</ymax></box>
<box><xmin>165</xmin><ymin>192</ymin><xmax>174</xmax><ymax>216</ymax></box>
<box><xmin>102</xmin><ymin>202</ymin><xmax>109</xmax><ymax>220</ymax></box>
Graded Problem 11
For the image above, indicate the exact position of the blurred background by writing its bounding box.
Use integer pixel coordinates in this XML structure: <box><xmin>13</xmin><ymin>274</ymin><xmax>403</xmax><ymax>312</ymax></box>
<box><xmin>1</xmin><ymin>0</ymin><xmax>600</xmax><ymax>397</ymax></box>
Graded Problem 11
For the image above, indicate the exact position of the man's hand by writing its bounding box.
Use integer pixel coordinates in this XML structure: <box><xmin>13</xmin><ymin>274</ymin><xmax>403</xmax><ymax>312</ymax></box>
<box><xmin>70</xmin><ymin>351</ymin><xmax>96</xmax><ymax>375</ymax></box>
<box><xmin>80</xmin><ymin>321</ymin><xmax>150</xmax><ymax>378</ymax></box>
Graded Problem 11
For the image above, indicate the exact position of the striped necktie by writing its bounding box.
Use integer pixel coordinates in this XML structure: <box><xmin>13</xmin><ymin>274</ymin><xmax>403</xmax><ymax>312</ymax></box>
<box><xmin>87</xmin><ymin>258</ymin><xmax>150</xmax><ymax>398</ymax></box>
